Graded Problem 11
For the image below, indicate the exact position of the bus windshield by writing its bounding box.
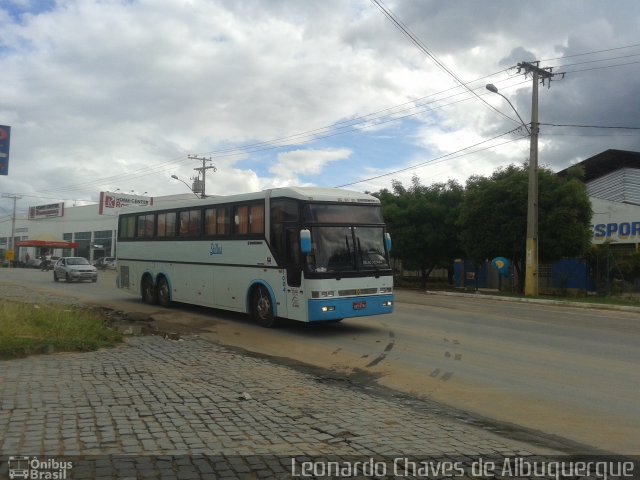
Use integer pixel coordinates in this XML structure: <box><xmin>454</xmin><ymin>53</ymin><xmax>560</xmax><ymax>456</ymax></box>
<box><xmin>307</xmin><ymin>226</ymin><xmax>389</xmax><ymax>273</ymax></box>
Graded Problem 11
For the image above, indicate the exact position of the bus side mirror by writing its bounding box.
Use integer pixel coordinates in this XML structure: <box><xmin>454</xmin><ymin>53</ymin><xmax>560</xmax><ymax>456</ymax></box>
<box><xmin>385</xmin><ymin>232</ymin><xmax>392</xmax><ymax>253</ymax></box>
<box><xmin>300</xmin><ymin>229</ymin><xmax>312</xmax><ymax>254</ymax></box>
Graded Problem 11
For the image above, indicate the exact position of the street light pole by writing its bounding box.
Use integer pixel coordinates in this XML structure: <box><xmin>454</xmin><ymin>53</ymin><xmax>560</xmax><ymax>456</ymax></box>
<box><xmin>486</xmin><ymin>62</ymin><xmax>556</xmax><ymax>296</ymax></box>
<box><xmin>485</xmin><ymin>81</ymin><xmax>538</xmax><ymax>296</ymax></box>
<box><xmin>525</xmin><ymin>70</ymin><xmax>540</xmax><ymax>297</ymax></box>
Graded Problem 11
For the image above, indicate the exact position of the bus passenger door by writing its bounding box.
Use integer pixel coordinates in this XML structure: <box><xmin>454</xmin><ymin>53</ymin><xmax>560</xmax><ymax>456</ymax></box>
<box><xmin>284</xmin><ymin>228</ymin><xmax>305</xmax><ymax>321</ymax></box>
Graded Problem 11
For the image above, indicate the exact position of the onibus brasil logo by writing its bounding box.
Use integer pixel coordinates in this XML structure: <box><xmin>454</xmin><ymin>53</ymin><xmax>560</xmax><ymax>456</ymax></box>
<box><xmin>8</xmin><ymin>456</ymin><xmax>73</xmax><ymax>479</ymax></box>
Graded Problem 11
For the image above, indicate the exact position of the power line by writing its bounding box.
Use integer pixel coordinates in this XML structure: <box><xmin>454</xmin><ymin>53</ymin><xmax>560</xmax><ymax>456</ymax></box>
<box><xmin>560</xmin><ymin>60</ymin><xmax>640</xmax><ymax>74</ymax></box>
<box><xmin>335</xmin><ymin>126</ymin><xmax>524</xmax><ymax>188</ymax></box>
<box><xmin>551</xmin><ymin>52</ymin><xmax>640</xmax><ymax>69</ymax></box>
<box><xmin>369</xmin><ymin>0</ymin><xmax>520</xmax><ymax>126</ymax></box>
<box><xmin>31</xmin><ymin>76</ymin><xmax>529</xmax><ymax>198</ymax></box>
<box><xmin>540</xmin><ymin>123</ymin><xmax>640</xmax><ymax>130</ymax></box>
<box><xmin>540</xmin><ymin>42</ymin><xmax>640</xmax><ymax>62</ymax></box>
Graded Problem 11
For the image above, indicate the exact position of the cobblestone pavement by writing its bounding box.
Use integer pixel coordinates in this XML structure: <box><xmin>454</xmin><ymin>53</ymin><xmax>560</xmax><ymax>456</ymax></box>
<box><xmin>0</xmin><ymin>333</ymin><xmax>568</xmax><ymax>479</ymax></box>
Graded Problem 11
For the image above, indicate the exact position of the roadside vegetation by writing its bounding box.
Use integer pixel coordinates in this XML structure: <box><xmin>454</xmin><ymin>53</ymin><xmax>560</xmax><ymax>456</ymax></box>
<box><xmin>0</xmin><ymin>300</ymin><xmax>122</xmax><ymax>359</ymax></box>
<box><xmin>375</xmin><ymin>165</ymin><xmax>607</xmax><ymax>293</ymax></box>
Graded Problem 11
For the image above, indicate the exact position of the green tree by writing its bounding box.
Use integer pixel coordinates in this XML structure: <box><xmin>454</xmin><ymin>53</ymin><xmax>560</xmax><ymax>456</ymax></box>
<box><xmin>376</xmin><ymin>176</ymin><xmax>464</xmax><ymax>288</ymax></box>
<box><xmin>458</xmin><ymin>164</ymin><xmax>592</xmax><ymax>293</ymax></box>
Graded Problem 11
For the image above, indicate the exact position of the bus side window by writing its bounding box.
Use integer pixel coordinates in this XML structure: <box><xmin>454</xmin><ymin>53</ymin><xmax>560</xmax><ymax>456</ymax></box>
<box><xmin>119</xmin><ymin>216</ymin><xmax>135</xmax><ymax>239</ymax></box>
<box><xmin>179</xmin><ymin>209</ymin><xmax>201</xmax><ymax>237</ymax></box>
<box><xmin>158</xmin><ymin>212</ymin><xmax>176</xmax><ymax>238</ymax></box>
<box><xmin>205</xmin><ymin>207</ymin><xmax>230</xmax><ymax>236</ymax></box>
<box><xmin>137</xmin><ymin>214</ymin><xmax>155</xmax><ymax>239</ymax></box>
<box><xmin>234</xmin><ymin>202</ymin><xmax>264</xmax><ymax>236</ymax></box>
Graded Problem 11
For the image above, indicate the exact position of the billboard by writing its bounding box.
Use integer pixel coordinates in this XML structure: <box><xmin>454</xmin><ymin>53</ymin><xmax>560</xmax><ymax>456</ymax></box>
<box><xmin>0</xmin><ymin>125</ymin><xmax>10</xmax><ymax>175</ymax></box>
<box><xmin>29</xmin><ymin>202</ymin><xmax>65</xmax><ymax>219</ymax></box>
<box><xmin>99</xmin><ymin>191</ymin><xmax>153</xmax><ymax>215</ymax></box>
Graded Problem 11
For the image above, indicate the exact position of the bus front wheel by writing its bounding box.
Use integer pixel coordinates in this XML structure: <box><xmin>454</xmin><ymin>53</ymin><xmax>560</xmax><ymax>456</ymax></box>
<box><xmin>250</xmin><ymin>285</ymin><xmax>276</xmax><ymax>328</ymax></box>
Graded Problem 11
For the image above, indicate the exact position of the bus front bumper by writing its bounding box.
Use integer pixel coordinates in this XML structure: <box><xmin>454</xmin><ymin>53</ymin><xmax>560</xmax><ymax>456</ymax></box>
<box><xmin>308</xmin><ymin>294</ymin><xmax>394</xmax><ymax>322</ymax></box>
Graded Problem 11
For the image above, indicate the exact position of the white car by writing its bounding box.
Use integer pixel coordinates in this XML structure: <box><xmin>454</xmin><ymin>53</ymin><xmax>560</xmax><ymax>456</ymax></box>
<box><xmin>93</xmin><ymin>256</ymin><xmax>117</xmax><ymax>270</ymax></box>
<box><xmin>53</xmin><ymin>257</ymin><xmax>98</xmax><ymax>283</ymax></box>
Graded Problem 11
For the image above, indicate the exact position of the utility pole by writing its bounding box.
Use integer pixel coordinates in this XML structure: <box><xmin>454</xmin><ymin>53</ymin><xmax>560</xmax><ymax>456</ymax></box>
<box><xmin>188</xmin><ymin>155</ymin><xmax>216</xmax><ymax>199</ymax></box>
<box><xmin>516</xmin><ymin>61</ymin><xmax>558</xmax><ymax>296</ymax></box>
<box><xmin>2</xmin><ymin>193</ymin><xmax>21</xmax><ymax>267</ymax></box>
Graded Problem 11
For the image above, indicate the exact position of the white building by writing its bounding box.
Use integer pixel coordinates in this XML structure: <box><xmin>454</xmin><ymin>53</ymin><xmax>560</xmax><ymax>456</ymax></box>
<box><xmin>1</xmin><ymin>191</ymin><xmax>194</xmax><ymax>264</ymax></box>
<box><xmin>560</xmin><ymin>149</ymin><xmax>640</xmax><ymax>252</ymax></box>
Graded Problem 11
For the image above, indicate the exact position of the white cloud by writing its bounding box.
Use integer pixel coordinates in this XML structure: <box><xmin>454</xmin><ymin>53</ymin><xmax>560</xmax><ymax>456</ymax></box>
<box><xmin>269</xmin><ymin>148</ymin><xmax>352</xmax><ymax>185</ymax></box>
<box><xmin>0</xmin><ymin>0</ymin><xmax>638</xmax><ymax>215</ymax></box>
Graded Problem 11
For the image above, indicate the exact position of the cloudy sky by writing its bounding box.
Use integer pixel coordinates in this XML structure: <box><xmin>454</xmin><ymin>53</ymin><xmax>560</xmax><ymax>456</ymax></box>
<box><xmin>1</xmin><ymin>0</ymin><xmax>639</xmax><ymax>215</ymax></box>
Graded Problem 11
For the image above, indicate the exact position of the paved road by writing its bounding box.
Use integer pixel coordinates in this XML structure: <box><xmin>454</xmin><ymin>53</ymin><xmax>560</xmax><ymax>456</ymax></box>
<box><xmin>1</xmin><ymin>268</ymin><xmax>639</xmax><ymax>457</ymax></box>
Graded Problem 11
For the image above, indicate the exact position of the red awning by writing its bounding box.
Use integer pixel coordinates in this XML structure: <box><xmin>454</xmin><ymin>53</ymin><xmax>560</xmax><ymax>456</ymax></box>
<box><xmin>15</xmin><ymin>239</ymin><xmax>79</xmax><ymax>248</ymax></box>
<box><xmin>15</xmin><ymin>234</ymin><xmax>79</xmax><ymax>249</ymax></box>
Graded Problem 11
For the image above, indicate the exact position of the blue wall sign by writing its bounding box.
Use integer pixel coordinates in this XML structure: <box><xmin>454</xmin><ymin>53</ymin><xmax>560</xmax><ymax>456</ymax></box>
<box><xmin>593</xmin><ymin>222</ymin><xmax>640</xmax><ymax>239</ymax></box>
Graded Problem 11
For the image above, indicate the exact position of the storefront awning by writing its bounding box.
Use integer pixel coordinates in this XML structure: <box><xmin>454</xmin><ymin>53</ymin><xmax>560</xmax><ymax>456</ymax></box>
<box><xmin>15</xmin><ymin>233</ymin><xmax>79</xmax><ymax>249</ymax></box>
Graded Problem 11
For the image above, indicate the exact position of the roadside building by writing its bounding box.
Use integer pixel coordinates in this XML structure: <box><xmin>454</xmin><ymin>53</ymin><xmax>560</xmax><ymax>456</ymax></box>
<box><xmin>565</xmin><ymin>149</ymin><xmax>640</xmax><ymax>252</ymax></box>
<box><xmin>0</xmin><ymin>191</ymin><xmax>193</xmax><ymax>265</ymax></box>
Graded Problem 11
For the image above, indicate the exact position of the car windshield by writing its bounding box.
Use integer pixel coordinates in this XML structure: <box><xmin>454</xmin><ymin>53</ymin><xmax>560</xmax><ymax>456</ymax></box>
<box><xmin>67</xmin><ymin>258</ymin><xmax>89</xmax><ymax>266</ymax></box>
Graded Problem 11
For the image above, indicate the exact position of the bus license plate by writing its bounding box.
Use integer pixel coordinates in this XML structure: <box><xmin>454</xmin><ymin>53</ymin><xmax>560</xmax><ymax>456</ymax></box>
<box><xmin>353</xmin><ymin>301</ymin><xmax>367</xmax><ymax>310</ymax></box>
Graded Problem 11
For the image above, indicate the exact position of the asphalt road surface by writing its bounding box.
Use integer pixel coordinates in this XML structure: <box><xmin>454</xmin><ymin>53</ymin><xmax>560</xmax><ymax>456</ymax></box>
<box><xmin>1</xmin><ymin>268</ymin><xmax>638</xmax><ymax>455</ymax></box>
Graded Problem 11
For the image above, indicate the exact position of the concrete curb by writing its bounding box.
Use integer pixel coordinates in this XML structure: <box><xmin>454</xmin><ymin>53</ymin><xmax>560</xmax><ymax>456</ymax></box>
<box><xmin>424</xmin><ymin>289</ymin><xmax>640</xmax><ymax>313</ymax></box>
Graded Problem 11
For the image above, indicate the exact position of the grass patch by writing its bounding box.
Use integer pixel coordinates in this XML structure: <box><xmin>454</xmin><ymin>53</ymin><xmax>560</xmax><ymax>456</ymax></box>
<box><xmin>477</xmin><ymin>290</ymin><xmax>640</xmax><ymax>308</ymax></box>
<box><xmin>556</xmin><ymin>295</ymin><xmax>640</xmax><ymax>307</ymax></box>
<box><xmin>0</xmin><ymin>300</ymin><xmax>122</xmax><ymax>359</ymax></box>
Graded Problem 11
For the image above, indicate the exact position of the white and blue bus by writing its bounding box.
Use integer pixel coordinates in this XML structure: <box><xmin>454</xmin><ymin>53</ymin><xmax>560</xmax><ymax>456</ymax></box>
<box><xmin>116</xmin><ymin>187</ymin><xmax>393</xmax><ymax>327</ymax></box>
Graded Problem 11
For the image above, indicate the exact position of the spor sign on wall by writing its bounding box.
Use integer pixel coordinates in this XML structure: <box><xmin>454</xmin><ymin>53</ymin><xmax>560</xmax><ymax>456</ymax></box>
<box><xmin>591</xmin><ymin>197</ymin><xmax>640</xmax><ymax>244</ymax></box>
<box><xmin>98</xmin><ymin>191</ymin><xmax>153</xmax><ymax>215</ymax></box>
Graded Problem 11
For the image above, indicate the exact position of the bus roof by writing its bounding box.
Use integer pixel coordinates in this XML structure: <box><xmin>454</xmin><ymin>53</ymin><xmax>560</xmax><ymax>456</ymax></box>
<box><xmin>119</xmin><ymin>187</ymin><xmax>380</xmax><ymax>214</ymax></box>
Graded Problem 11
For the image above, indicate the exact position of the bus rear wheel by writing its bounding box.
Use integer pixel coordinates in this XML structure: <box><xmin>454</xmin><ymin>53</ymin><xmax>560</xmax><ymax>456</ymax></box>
<box><xmin>141</xmin><ymin>276</ymin><xmax>158</xmax><ymax>305</ymax></box>
<box><xmin>157</xmin><ymin>276</ymin><xmax>171</xmax><ymax>308</ymax></box>
<box><xmin>250</xmin><ymin>285</ymin><xmax>276</xmax><ymax>328</ymax></box>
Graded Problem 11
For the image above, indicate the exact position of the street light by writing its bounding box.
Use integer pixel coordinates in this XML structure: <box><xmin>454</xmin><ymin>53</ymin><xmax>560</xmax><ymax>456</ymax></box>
<box><xmin>485</xmin><ymin>84</ymin><xmax>531</xmax><ymax>134</ymax></box>
<box><xmin>486</xmin><ymin>83</ymin><xmax>538</xmax><ymax>296</ymax></box>
<box><xmin>171</xmin><ymin>175</ymin><xmax>200</xmax><ymax>199</ymax></box>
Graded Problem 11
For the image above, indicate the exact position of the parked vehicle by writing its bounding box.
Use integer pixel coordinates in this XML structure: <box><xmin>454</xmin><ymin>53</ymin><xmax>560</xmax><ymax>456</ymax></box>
<box><xmin>53</xmin><ymin>257</ymin><xmax>98</xmax><ymax>282</ymax></box>
<box><xmin>92</xmin><ymin>256</ymin><xmax>117</xmax><ymax>270</ymax></box>
<box><xmin>26</xmin><ymin>258</ymin><xmax>43</xmax><ymax>268</ymax></box>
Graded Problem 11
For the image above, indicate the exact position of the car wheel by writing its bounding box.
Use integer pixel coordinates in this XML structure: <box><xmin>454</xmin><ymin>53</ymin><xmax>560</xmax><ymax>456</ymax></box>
<box><xmin>66</xmin><ymin>273</ymin><xmax>72</xmax><ymax>282</ymax></box>
<box><xmin>157</xmin><ymin>276</ymin><xmax>171</xmax><ymax>308</ymax></box>
<box><xmin>53</xmin><ymin>272</ymin><xmax>58</xmax><ymax>282</ymax></box>
<box><xmin>250</xmin><ymin>285</ymin><xmax>276</xmax><ymax>328</ymax></box>
<box><xmin>91</xmin><ymin>277</ymin><xmax>97</xmax><ymax>283</ymax></box>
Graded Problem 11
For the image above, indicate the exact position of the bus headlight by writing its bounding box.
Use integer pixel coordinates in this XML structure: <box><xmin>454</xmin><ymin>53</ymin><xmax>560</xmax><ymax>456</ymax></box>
<box><xmin>382</xmin><ymin>301</ymin><xmax>393</xmax><ymax>307</ymax></box>
<box><xmin>321</xmin><ymin>306</ymin><xmax>336</xmax><ymax>312</ymax></box>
